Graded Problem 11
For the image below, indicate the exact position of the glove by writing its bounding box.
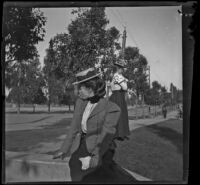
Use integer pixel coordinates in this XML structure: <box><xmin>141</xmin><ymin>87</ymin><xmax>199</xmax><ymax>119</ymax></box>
<box><xmin>79</xmin><ymin>156</ymin><xmax>91</xmax><ymax>170</ymax></box>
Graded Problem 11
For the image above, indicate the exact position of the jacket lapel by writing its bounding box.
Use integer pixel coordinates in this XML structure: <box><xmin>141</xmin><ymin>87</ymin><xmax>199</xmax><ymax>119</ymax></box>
<box><xmin>88</xmin><ymin>98</ymin><xmax>107</xmax><ymax>119</ymax></box>
<box><xmin>79</xmin><ymin>99</ymin><xmax>88</xmax><ymax>114</ymax></box>
<box><xmin>76</xmin><ymin>99</ymin><xmax>88</xmax><ymax>131</ymax></box>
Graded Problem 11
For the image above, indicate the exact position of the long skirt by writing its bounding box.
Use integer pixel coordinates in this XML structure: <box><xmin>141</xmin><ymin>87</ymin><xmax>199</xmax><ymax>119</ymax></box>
<box><xmin>109</xmin><ymin>90</ymin><xmax>130</xmax><ymax>140</ymax></box>
<box><xmin>69</xmin><ymin>133</ymin><xmax>137</xmax><ymax>183</ymax></box>
<box><xmin>69</xmin><ymin>133</ymin><xmax>117</xmax><ymax>182</ymax></box>
<box><xmin>68</xmin><ymin>133</ymin><xmax>96</xmax><ymax>181</ymax></box>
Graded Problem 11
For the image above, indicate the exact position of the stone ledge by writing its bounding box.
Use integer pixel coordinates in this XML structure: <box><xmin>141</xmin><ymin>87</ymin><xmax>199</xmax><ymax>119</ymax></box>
<box><xmin>5</xmin><ymin>151</ymin><xmax>152</xmax><ymax>182</ymax></box>
<box><xmin>6</xmin><ymin>151</ymin><xmax>71</xmax><ymax>182</ymax></box>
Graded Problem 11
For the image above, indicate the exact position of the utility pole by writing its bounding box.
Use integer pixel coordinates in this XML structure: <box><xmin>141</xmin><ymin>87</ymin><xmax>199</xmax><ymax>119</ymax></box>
<box><xmin>148</xmin><ymin>65</ymin><xmax>150</xmax><ymax>88</ymax></box>
<box><xmin>17</xmin><ymin>64</ymin><xmax>21</xmax><ymax>114</ymax></box>
<box><xmin>145</xmin><ymin>65</ymin><xmax>150</xmax><ymax>88</ymax></box>
<box><xmin>122</xmin><ymin>27</ymin><xmax>127</xmax><ymax>60</ymax></box>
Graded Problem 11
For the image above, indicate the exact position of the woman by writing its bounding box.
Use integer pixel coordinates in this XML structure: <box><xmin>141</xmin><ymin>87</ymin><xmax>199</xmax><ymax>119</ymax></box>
<box><xmin>162</xmin><ymin>104</ymin><xmax>167</xmax><ymax>119</ymax></box>
<box><xmin>109</xmin><ymin>59</ymin><xmax>130</xmax><ymax>141</ymax></box>
<box><xmin>53</xmin><ymin>67</ymin><xmax>121</xmax><ymax>182</ymax></box>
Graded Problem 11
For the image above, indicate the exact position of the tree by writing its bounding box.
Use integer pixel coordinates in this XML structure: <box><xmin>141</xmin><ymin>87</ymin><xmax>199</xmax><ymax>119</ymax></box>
<box><xmin>151</xmin><ymin>81</ymin><xmax>162</xmax><ymax>105</ymax></box>
<box><xmin>144</xmin><ymin>81</ymin><xmax>162</xmax><ymax>105</ymax></box>
<box><xmin>7</xmin><ymin>57</ymin><xmax>46</xmax><ymax>112</ymax></box>
<box><xmin>144</xmin><ymin>88</ymin><xmax>155</xmax><ymax>105</ymax></box>
<box><xmin>3</xmin><ymin>7</ymin><xmax>46</xmax><ymax>65</ymax></box>
<box><xmin>43</xmin><ymin>39</ymin><xmax>65</xmax><ymax>112</ymax></box>
<box><xmin>177</xmin><ymin>89</ymin><xmax>183</xmax><ymax>103</ymax></box>
<box><xmin>68</xmin><ymin>7</ymin><xmax>121</xmax><ymax>74</ymax></box>
<box><xmin>41</xmin><ymin>7</ymin><xmax>121</xmax><ymax>108</ymax></box>
<box><xmin>160</xmin><ymin>86</ymin><xmax>168</xmax><ymax>104</ymax></box>
<box><xmin>123</xmin><ymin>47</ymin><xmax>149</xmax><ymax>105</ymax></box>
<box><xmin>170</xmin><ymin>83</ymin><xmax>178</xmax><ymax>105</ymax></box>
<box><xmin>22</xmin><ymin>58</ymin><xmax>46</xmax><ymax>112</ymax></box>
<box><xmin>3</xmin><ymin>6</ymin><xmax>46</xmax><ymax>113</ymax></box>
<box><xmin>59</xmin><ymin>85</ymin><xmax>76</xmax><ymax>111</ymax></box>
<box><xmin>49</xmin><ymin>33</ymin><xmax>72</xmax><ymax>81</ymax></box>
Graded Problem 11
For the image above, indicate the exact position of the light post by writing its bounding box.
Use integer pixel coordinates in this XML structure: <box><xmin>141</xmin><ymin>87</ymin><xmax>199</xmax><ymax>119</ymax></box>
<box><xmin>144</xmin><ymin>65</ymin><xmax>150</xmax><ymax>88</ymax></box>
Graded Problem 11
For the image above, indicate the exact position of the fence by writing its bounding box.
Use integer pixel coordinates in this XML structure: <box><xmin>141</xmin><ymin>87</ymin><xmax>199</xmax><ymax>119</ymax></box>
<box><xmin>5</xmin><ymin>104</ymin><xmax>75</xmax><ymax>113</ymax></box>
<box><xmin>6</xmin><ymin>102</ymin><xmax>178</xmax><ymax>119</ymax></box>
<box><xmin>128</xmin><ymin>104</ymin><xmax>176</xmax><ymax>120</ymax></box>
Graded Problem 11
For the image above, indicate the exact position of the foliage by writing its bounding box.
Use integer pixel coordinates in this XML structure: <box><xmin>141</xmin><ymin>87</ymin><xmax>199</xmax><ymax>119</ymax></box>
<box><xmin>170</xmin><ymin>83</ymin><xmax>182</xmax><ymax>104</ymax></box>
<box><xmin>59</xmin><ymin>85</ymin><xmax>76</xmax><ymax>106</ymax></box>
<box><xmin>3</xmin><ymin>6</ymin><xmax>46</xmax><ymax>112</ymax></box>
<box><xmin>3</xmin><ymin>7</ymin><xmax>46</xmax><ymax>67</ymax></box>
<box><xmin>144</xmin><ymin>81</ymin><xmax>171</xmax><ymax>105</ymax></box>
<box><xmin>22</xmin><ymin>58</ymin><xmax>46</xmax><ymax>105</ymax></box>
<box><xmin>68</xmin><ymin>7</ymin><xmax>121</xmax><ymax>74</ymax></box>
<box><xmin>42</xmin><ymin>7</ymin><xmax>122</xmax><ymax>109</ymax></box>
<box><xmin>7</xmin><ymin>57</ymin><xmax>46</xmax><ymax>106</ymax></box>
<box><xmin>49</xmin><ymin>33</ymin><xmax>72</xmax><ymax>81</ymax></box>
<box><xmin>43</xmin><ymin>39</ymin><xmax>66</xmax><ymax>110</ymax></box>
<box><xmin>3</xmin><ymin>6</ymin><xmax>46</xmax><ymax>62</ymax></box>
<box><xmin>123</xmin><ymin>47</ymin><xmax>149</xmax><ymax>98</ymax></box>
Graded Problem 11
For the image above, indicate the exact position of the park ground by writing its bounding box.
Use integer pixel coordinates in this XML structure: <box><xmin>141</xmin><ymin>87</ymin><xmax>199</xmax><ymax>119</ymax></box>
<box><xmin>5</xmin><ymin>107</ymin><xmax>183</xmax><ymax>182</ymax></box>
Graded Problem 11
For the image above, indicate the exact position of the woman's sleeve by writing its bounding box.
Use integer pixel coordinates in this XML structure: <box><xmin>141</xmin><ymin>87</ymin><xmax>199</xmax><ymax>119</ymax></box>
<box><xmin>119</xmin><ymin>80</ymin><xmax>128</xmax><ymax>91</ymax></box>
<box><xmin>114</xmin><ymin>74</ymin><xmax>128</xmax><ymax>91</ymax></box>
<box><xmin>59</xmin><ymin>98</ymin><xmax>82</xmax><ymax>154</ymax></box>
<box><xmin>89</xmin><ymin>102</ymin><xmax>121</xmax><ymax>168</ymax></box>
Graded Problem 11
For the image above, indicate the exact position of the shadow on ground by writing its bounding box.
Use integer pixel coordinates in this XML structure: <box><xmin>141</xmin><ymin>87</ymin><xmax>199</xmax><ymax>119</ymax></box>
<box><xmin>5</xmin><ymin>118</ymin><xmax>72</xmax><ymax>153</ymax></box>
<box><xmin>11</xmin><ymin>116</ymin><xmax>53</xmax><ymax>124</ymax></box>
<box><xmin>147</xmin><ymin>119</ymin><xmax>183</xmax><ymax>154</ymax></box>
<box><xmin>81</xmin><ymin>162</ymin><xmax>138</xmax><ymax>183</ymax></box>
<box><xmin>6</xmin><ymin>110</ymin><xmax>74</xmax><ymax>114</ymax></box>
<box><xmin>114</xmin><ymin>118</ymin><xmax>183</xmax><ymax>181</ymax></box>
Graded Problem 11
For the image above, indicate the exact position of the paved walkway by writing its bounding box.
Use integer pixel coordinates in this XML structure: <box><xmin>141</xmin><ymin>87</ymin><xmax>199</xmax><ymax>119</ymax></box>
<box><xmin>5</xmin><ymin>110</ymin><xmax>179</xmax><ymax>182</ymax></box>
<box><xmin>6</xmin><ymin>150</ymin><xmax>152</xmax><ymax>182</ymax></box>
<box><xmin>129</xmin><ymin>110</ymin><xmax>178</xmax><ymax>131</ymax></box>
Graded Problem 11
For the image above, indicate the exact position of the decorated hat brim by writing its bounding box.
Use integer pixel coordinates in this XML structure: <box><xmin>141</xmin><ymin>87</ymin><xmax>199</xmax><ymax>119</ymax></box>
<box><xmin>114</xmin><ymin>63</ymin><xmax>125</xmax><ymax>68</ymax></box>
<box><xmin>72</xmin><ymin>73</ymin><xmax>102</xmax><ymax>85</ymax></box>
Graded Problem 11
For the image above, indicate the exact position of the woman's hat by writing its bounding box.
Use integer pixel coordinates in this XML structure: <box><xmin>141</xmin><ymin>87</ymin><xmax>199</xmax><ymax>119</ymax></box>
<box><xmin>72</xmin><ymin>67</ymin><xmax>102</xmax><ymax>85</ymax></box>
<box><xmin>114</xmin><ymin>59</ymin><xmax>126</xmax><ymax>68</ymax></box>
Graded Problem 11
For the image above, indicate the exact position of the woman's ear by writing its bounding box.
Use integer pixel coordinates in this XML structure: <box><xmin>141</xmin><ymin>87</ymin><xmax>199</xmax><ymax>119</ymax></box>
<box><xmin>88</xmin><ymin>87</ymin><xmax>95</xmax><ymax>96</ymax></box>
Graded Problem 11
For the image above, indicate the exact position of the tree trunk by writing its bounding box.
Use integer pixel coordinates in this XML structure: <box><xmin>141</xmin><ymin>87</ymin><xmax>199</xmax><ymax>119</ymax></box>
<box><xmin>17</xmin><ymin>88</ymin><xmax>21</xmax><ymax>114</ymax></box>
<box><xmin>48</xmin><ymin>101</ymin><xmax>51</xmax><ymax>113</ymax></box>
<box><xmin>142</xmin><ymin>105</ymin><xmax>145</xmax><ymax>118</ymax></box>
<box><xmin>142</xmin><ymin>94</ymin><xmax>145</xmax><ymax>118</ymax></box>
<box><xmin>17</xmin><ymin>102</ymin><xmax>20</xmax><ymax>114</ymax></box>
<box><xmin>74</xmin><ymin>102</ymin><xmax>76</xmax><ymax>110</ymax></box>
<box><xmin>17</xmin><ymin>66</ymin><xmax>21</xmax><ymax>114</ymax></box>
<box><xmin>135</xmin><ymin>95</ymin><xmax>138</xmax><ymax>119</ymax></box>
<box><xmin>33</xmin><ymin>104</ymin><xmax>35</xmax><ymax>113</ymax></box>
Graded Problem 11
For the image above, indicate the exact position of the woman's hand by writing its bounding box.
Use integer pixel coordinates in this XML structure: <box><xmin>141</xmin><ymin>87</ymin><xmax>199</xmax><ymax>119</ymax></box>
<box><xmin>52</xmin><ymin>151</ymin><xmax>66</xmax><ymax>160</ymax></box>
<box><xmin>114</xmin><ymin>80</ymin><xmax>119</xmax><ymax>85</ymax></box>
<box><xmin>79</xmin><ymin>156</ymin><xmax>91</xmax><ymax>170</ymax></box>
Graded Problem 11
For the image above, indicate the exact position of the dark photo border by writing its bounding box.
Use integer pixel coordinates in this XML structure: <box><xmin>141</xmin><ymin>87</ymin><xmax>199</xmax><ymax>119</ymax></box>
<box><xmin>2</xmin><ymin>1</ymin><xmax>197</xmax><ymax>184</ymax></box>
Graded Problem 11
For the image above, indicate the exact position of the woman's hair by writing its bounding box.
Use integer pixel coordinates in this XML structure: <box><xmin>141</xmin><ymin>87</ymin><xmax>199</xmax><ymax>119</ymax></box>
<box><xmin>113</xmin><ymin>65</ymin><xmax>123</xmax><ymax>73</ymax></box>
<box><xmin>112</xmin><ymin>66</ymin><xmax>118</xmax><ymax>73</ymax></box>
<box><xmin>78</xmin><ymin>77</ymin><xmax>106</xmax><ymax>98</ymax></box>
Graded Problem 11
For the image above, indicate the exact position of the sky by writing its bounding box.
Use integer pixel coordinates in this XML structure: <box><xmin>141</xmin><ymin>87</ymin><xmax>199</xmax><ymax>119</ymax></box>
<box><xmin>36</xmin><ymin>6</ymin><xmax>182</xmax><ymax>91</ymax></box>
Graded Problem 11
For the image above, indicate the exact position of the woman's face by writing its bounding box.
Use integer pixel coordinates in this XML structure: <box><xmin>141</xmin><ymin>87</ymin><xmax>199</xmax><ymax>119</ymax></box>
<box><xmin>117</xmin><ymin>67</ymin><xmax>123</xmax><ymax>74</ymax></box>
<box><xmin>78</xmin><ymin>85</ymin><xmax>94</xmax><ymax>99</ymax></box>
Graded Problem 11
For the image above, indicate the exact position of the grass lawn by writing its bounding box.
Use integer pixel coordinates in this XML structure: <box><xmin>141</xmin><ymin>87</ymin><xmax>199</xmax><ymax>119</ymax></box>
<box><xmin>114</xmin><ymin>118</ymin><xmax>183</xmax><ymax>181</ymax></box>
<box><xmin>5</xmin><ymin>117</ymin><xmax>72</xmax><ymax>155</ymax></box>
<box><xmin>5</xmin><ymin>113</ymin><xmax>183</xmax><ymax>181</ymax></box>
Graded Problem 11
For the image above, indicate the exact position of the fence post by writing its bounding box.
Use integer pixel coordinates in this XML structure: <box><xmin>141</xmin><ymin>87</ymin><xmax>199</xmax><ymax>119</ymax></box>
<box><xmin>142</xmin><ymin>105</ymin><xmax>145</xmax><ymax>119</ymax></box>
<box><xmin>135</xmin><ymin>96</ymin><xmax>138</xmax><ymax>119</ymax></box>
